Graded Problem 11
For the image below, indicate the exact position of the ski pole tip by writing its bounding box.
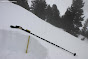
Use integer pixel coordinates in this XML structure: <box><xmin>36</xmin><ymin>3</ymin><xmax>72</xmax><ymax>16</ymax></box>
<box><xmin>74</xmin><ymin>53</ymin><xmax>76</xmax><ymax>56</ymax></box>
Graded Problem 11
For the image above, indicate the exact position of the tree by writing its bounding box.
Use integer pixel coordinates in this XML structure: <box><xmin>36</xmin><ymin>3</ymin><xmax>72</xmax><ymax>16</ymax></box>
<box><xmin>31</xmin><ymin>0</ymin><xmax>47</xmax><ymax>20</ymax></box>
<box><xmin>46</xmin><ymin>4</ymin><xmax>61</xmax><ymax>27</ymax></box>
<box><xmin>51</xmin><ymin>4</ymin><xmax>61</xmax><ymax>27</ymax></box>
<box><xmin>46</xmin><ymin>5</ymin><xmax>53</xmax><ymax>23</ymax></box>
<box><xmin>62</xmin><ymin>7</ymin><xmax>75</xmax><ymax>35</ymax></box>
<box><xmin>62</xmin><ymin>0</ymin><xmax>84</xmax><ymax>37</ymax></box>
<box><xmin>81</xmin><ymin>19</ymin><xmax>88</xmax><ymax>38</ymax></box>
<box><xmin>9</xmin><ymin>0</ymin><xmax>30</xmax><ymax>10</ymax></box>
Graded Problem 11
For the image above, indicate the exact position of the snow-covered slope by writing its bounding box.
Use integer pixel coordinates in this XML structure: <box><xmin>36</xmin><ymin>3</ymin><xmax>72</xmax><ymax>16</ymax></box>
<box><xmin>0</xmin><ymin>29</ymin><xmax>47</xmax><ymax>59</ymax></box>
<box><xmin>0</xmin><ymin>2</ymin><xmax>88</xmax><ymax>59</ymax></box>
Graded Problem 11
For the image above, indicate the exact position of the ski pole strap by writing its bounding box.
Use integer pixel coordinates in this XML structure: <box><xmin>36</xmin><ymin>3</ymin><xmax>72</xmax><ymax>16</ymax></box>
<box><xmin>25</xmin><ymin>29</ymin><xmax>31</xmax><ymax>33</ymax></box>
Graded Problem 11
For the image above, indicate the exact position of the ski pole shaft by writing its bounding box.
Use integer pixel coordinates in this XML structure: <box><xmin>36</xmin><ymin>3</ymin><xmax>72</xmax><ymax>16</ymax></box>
<box><xmin>29</xmin><ymin>32</ymin><xmax>76</xmax><ymax>56</ymax></box>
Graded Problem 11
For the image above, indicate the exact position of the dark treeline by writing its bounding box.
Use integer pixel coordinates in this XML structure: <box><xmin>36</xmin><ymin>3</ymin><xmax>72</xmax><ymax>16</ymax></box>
<box><xmin>30</xmin><ymin>0</ymin><xmax>84</xmax><ymax>37</ymax></box>
<box><xmin>9</xmin><ymin>0</ymin><xmax>85</xmax><ymax>37</ymax></box>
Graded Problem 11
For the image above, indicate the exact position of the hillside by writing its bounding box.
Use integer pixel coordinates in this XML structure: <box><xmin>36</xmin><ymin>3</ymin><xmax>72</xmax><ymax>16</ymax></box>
<box><xmin>0</xmin><ymin>2</ymin><xmax>88</xmax><ymax>59</ymax></box>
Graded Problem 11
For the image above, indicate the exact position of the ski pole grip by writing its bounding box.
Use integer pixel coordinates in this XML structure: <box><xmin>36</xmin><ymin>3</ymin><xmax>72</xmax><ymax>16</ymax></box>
<box><xmin>10</xmin><ymin>25</ymin><xmax>15</xmax><ymax>28</ymax></box>
<box><xmin>10</xmin><ymin>25</ymin><xmax>20</xmax><ymax>28</ymax></box>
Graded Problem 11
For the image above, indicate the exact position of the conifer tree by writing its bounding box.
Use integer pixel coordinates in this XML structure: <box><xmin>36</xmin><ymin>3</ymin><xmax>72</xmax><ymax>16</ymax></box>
<box><xmin>31</xmin><ymin>0</ymin><xmax>47</xmax><ymax>20</ymax></box>
<box><xmin>52</xmin><ymin>4</ymin><xmax>61</xmax><ymax>27</ymax></box>
<box><xmin>46</xmin><ymin>4</ymin><xmax>61</xmax><ymax>28</ymax></box>
<box><xmin>81</xmin><ymin>19</ymin><xmax>88</xmax><ymax>38</ymax></box>
<box><xmin>62</xmin><ymin>0</ymin><xmax>84</xmax><ymax>37</ymax></box>
<box><xmin>46</xmin><ymin>5</ymin><xmax>53</xmax><ymax>23</ymax></box>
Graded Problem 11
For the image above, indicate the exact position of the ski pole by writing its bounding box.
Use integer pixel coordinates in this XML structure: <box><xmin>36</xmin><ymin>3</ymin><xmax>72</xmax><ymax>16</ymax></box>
<box><xmin>10</xmin><ymin>25</ymin><xmax>76</xmax><ymax>56</ymax></box>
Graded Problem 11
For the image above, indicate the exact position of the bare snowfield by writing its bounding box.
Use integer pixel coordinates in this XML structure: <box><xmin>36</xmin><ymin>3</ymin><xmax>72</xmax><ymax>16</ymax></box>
<box><xmin>0</xmin><ymin>2</ymin><xmax>88</xmax><ymax>59</ymax></box>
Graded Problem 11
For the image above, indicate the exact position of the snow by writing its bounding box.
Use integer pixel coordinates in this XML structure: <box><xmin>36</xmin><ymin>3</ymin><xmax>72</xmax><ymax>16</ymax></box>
<box><xmin>28</xmin><ymin>0</ymin><xmax>32</xmax><ymax>7</ymax></box>
<box><xmin>0</xmin><ymin>2</ymin><xmax>88</xmax><ymax>59</ymax></box>
<box><xmin>0</xmin><ymin>29</ymin><xmax>47</xmax><ymax>59</ymax></box>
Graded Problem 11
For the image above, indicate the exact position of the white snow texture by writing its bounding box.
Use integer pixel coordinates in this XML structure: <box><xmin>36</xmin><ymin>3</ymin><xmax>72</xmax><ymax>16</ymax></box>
<box><xmin>0</xmin><ymin>1</ymin><xmax>88</xmax><ymax>59</ymax></box>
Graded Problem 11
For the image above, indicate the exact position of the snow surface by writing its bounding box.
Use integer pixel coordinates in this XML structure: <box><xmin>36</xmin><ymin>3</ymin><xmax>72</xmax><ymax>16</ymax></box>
<box><xmin>0</xmin><ymin>29</ymin><xmax>47</xmax><ymax>59</ymax></box>
<box><xmin>0</xmin><ymin>2</ymin><xmax>88</xmax><ymax>59</ymax></box>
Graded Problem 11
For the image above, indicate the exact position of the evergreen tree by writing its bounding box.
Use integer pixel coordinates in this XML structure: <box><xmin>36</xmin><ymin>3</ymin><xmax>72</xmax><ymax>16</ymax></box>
<box><xmin>62</xmin><ymin>0</ymin><xmax>84</xmax><ymax>37</ymax></box>
<box><xmin>46</xmin><ymin>5</ymin><xmax>53</xmax><ymax>23</ymax></box>
<box><xmin>9</xmin><ymin>0</ymin><xmax>30</xmax><ymax>10</ymax></box>
<box><xmin>51</xmin><ymin>4</ymin><xmax>61</xmax><ymax>27</ymax></box>
<box><xmin>62</xmin><ymin>8</ymin><xmax>75</xmax><ymax>35</ymax></box>
<box><xmin>81</xmin><ymin>19</ymin><xmax>88</xmax><ymax>38</ymax></box>
<box><xmin>46</xmin><ymin>4</ymin><xmax>61</xmax><ymax>27</ymax></box>
<box><xmin>31</xmin><ymin>0</ymin><xmax>47</xmax><ymax>20</ymax></box>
